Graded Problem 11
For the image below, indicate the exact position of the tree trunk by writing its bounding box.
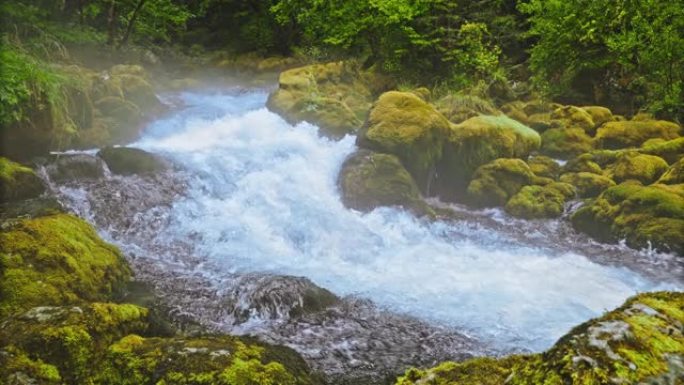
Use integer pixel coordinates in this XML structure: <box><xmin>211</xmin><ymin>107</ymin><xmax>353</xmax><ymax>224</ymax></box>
<box><xmin>107</xmin><ymin>0</ymin><xmax>118</xmax><ymax>45</ymax></box>
<box><xmin>120</xmin><ymin>0</ymin><xmax>146</xmax><ymax>46</ymax></box>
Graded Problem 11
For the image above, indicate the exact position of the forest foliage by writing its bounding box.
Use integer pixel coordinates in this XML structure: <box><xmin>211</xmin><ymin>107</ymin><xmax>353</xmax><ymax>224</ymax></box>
<box><xmin>1</xmin><ymin>0</ymin><xmax>683</xmax><ymax>121</ymax></box>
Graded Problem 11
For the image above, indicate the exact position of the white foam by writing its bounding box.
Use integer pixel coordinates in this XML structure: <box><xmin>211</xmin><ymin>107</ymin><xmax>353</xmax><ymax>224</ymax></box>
<box><xmin>134</xmin><ymin>90</ymin><xmax>680</xmax><ymax>351</ymax></box>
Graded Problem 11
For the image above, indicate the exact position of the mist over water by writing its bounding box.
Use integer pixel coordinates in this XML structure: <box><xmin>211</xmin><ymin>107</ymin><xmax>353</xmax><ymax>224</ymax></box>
<box><xmin>131</xmin><ymin>89</ymin><xmax>679</xmax><ymax>352</ymax></box>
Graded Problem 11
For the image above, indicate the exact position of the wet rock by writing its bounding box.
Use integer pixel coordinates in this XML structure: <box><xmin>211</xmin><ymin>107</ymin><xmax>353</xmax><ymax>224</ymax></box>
<box><xmin>0</xmin><ymin>196</ymin><xmax>64</xmax><ymax>221</ymax></box>
<box><xmin>44</xmin><ymin>154</ymin><xmax>106</xmax><ymax>183</ymax></box>
<box><xmin>0</xmin><ymin>157</ymin><xmax>45</xmax><ymax>202</ymax></box>
<box><xmin>595</xmin><ymin>120</ymin><xmax>681</xmax><ymax>149</ymax></box>
<box><xmin>571</xmin><ymin>183</ymin><xmax>684</xmax><ymax>255</ymax></box>
<box><xmin>357</xmin><ymin>91</ymin><xmax>451</xmax><ymax>192</ymax></box>
<box><xmin>97</xmin><ymin>147</ymin><xmax>169</xmax><ymax>176</ymax></box>
<box><xmin>396</xmin><ymin>291</ymin><xmax>684</xmax><ymax>385</ymax></box>
<box><xmin>338</xmin><ymin>150</ymin><xmax>432</xmax><ymax>216</ymax></box>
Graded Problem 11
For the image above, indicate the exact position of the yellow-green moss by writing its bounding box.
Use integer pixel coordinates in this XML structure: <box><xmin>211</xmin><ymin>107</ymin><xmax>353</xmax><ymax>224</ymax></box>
<box><xmin>595</xmin><ymin>120</ymin><xmax>681</xmax><ymax>149</ymax></box>
<box><xmin>358</xmin><ymin>91</ymin><xmax>452</xmax><ymax>191</ymax></box>
<box><xmin>581</xmin><ymin>106</ymin><xmax>614</xmax><ymax>128</ymax></box>
<box><xmin>551</xmin><ymin>105</ymin><xmax>595</xmax><ymax>134</ymax></box>
<box><xmin>541</xmin><ymin>127</ymin><xmax>594</xmax><ymax>159</ymax></box>
<box><xmin>657</xmin><ymin>158</ymin><xmax>684</xmax><ymax>185</ymax></box>
<box><xmin>0</xmin><ymin>157</ymin><xmax>45</xmax><ymax>202</ymax></box>
<box><xmin>396</xmin><ymin>292</ymin><xmax>684</xmax><ymax>385</ymax></box>
<box><xmin>433</xmin><ymin>93</ymin><xmax>499</xmax><ymax>124</ymax></box>
<box><xmin>0</xmin><ymin>214</ymin><xmax>131</xmax><ymax>317</ymax></box>
<box><xmin>571</xmin><ymin>184</ymin><xmax>684</xmax><ymax>254</ymax></box>
<box><xmin>559</xmin><ymin>172</ymin><xmax>616</xmax><ymax>198</ymax></box>
<box><xmin>640</xmin><ymin>137</ymin><xmax>684</xmax><ymax>164</ymax></box>
<box><xmin>338</xmin><ymin>150</ymin><xmax>432</xmax><ymax>216</ymax></box>
<box><xmin>466</xmin><ymin>158</ymin><xmax>538</xmax><ymax>207</ymax></box>
<box><xmin>528</xmin><ymin>155</ymin><xmax>561</xmax><ymax>179</ymax></box>
<box><xmin>505</xmin><ymin>184</ymin><xmax>570</xmax><ymax>219</ymax></box>
<box><xmin>605</xmin><ymin>152</ymin><xmax>669</xmax><ymax>184</ymax></box>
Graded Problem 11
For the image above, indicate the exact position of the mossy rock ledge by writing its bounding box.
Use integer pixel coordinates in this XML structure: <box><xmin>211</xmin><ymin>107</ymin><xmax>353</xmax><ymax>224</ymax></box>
<box><xmin>338</xmin><ymin>150</ymin><xmax>433</xmax><ymax>217</ymax></box>
<box><xmin>396</xmin><ymin>291</ymin><xmax>684</xmax><ymax>385</ymax></box>
<box><xmin>571</xmin><ymin>183</ymin><xmax>684</xmax><ymax>255</ymax></box>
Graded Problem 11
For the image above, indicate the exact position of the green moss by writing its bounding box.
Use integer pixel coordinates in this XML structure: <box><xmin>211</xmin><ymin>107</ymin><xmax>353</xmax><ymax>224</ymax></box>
<box><xmin>505</xmin><ymin>184</ymin><xmax>569</xmax><ymax>219</ymax></box>
<box><xmin>97</xmin><ymin>146</ymin><xmax>168</xmax><ymax>176</ymax></box>
<box><xmin>559</xmin><ymin>172</ymin><xmax>616</xmax><ymax>198</ymax></box>
<box><xmin>438</xmin><ymin>115</ymin><xmax>541</xmax><ymax>198</ymax></box>
<box><xmin>0</xmin><ymin>214</ymin><xmax>131</xmax><ymax>317</ymax></box>
<box><xmin>466</xmin><ymin>158</ymin><xmax>538</xmax><ymax>207</ymax></box>
<box><xmin>657</xmin><ymin>158</ymin><xmax>684</xmax><ymax>185</ymax></box>
<box><xmin>433</xmin><ymin>93</ymin><xmax>499</xmax><ymax>124</ymax></box>
<box><xmin>640</xmin><ymin>137</ymin><xmax>684</xmax><ymax>164</ymax></box>
<box><xmin>540</xmin><ymin>127</ymin><xmax>594</xmax><ymax>159</ymax></box>
<box><xmin>581</xmin><ymin>106</ymin><xmax>614</xmax><ymax>128</ymax></box>
<box><xmin>550</xmin><ymin>105</ymin><xmax>595</xmax><ymax>134</ymax></box>
<box><xmin>571</xmin><ymin>184</ymin><xmax>684</xmax><ymax>254</ymax></box>
<box><xmin>563</xmin><ymin>154</ymin><xmax>603</xmax><ymax>175</ymax></box>
<box><xmin>595</xmin><ymin>120</ymin><xmax>681</xmax><ymax>149</ymax></box>
<box><xmin>528</xmin><ymin>155</ymin><xmax>561</xmax><ymax>179</ymax></box>
<box><xmin>396</xmin><ymin>292</ymin><xmax>684</xmax><ymax>385</ymax></box>
<box><xmin>605</xmin><ymin>152</ymin><xmax>669</xmax><ymax>184</ymax></box>
<box><xmin>0</xmin><ymin>157</ymin><xmax>45</xmax><ymax>202</ymax></box>
<box><xmin>337</xmin><ymin>150</ymin><xmax>433</xmax><ymax>217</ymax></box>
<box><xmin>358</xmin><ymin>91</ymin><xmax>452</xmax><ymax>192</ymax></box>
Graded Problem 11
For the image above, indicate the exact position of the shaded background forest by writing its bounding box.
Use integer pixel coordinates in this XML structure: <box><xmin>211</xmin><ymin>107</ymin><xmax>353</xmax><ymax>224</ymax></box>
<box><xmin>2</xmin><ymin>0</ymin><xmax>683</xmax><ymax>127</ymax></box>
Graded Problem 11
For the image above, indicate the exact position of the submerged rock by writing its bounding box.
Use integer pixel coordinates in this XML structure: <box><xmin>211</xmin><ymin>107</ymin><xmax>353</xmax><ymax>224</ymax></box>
<box><xmin>0</xmin><ymin>157</ymin><xmax>45</xmax><ymax>202</ymax></box>
<box><xmin>0</xmin><ymin>214</ymin><xmax>131</xmax><ymax>318</ymax></box>
<box><xmin>97</xmin><ymin>147</ymin><xmax>169</xmax><ymax>176</ymax></box>
<box><xmin>571</xmin><ymin>183</ymin><xmax>684</xmax><ymax>255</ymax></box>
<box><xmin>396</xmin><ymin>291</ymin><xmax>684</xmax><ymax>385</ymax></box>
<box><xmin>595</xmin><ymin>120</ymin><xmax>681</xmax><ymax>149</ymax></box>
<box><xmin>357</xmin><ymin>91</ymin><xmax>451</xmax><ymax>192</ymax></box>
<box><xmin>338</xmin><ymin>150</ymin><xmax>432</xmax><ymax>216</ymax></box>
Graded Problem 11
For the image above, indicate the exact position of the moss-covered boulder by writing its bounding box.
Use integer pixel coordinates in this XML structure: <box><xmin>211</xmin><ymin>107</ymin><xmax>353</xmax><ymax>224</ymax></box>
<box><xmin>605</xmin><ymin>152</ymin><xmax>669</xmax><ymax>184</ymax></box>
<box><xmin>438</xmin><ymin>115</ymin><xmax>541</xmax><ymax>198</ymax></box>
<box><xmin>550</xmin><ymin>105</ymin><xmax>595</xmax><ymax>134</ymax></box>
<box><xmin>540</xmin><ymin>127</ymin><xmax>594</xmax><ymax>159</ymax></box>
<box><xmin>97</xmin><ymin>147</ymin><xmax>168</xmax><ymax>176</ymax></box>
<box><xmin>0</xmin><ymin>157</ymin><xmax>45</xmax><ymax>202</ymax></box>
<box><xmin>396</xmin><ymin>291</ymin><xmax>684</xmax><ymax>385</ymax></box>
<box><xmin>527</xmin><ymin>155</ymin><xmax>561</xmax><ymax>179</ymax></box>
<box><xmin>581</xmin><ymin>106</ymin><xmax>613</xmax><ymax>129</ymax></box>
<box><xmin>0</xmin><ymin>303</ymin><xmax>319</xmax><ymax>385</ymax></box>
<box><xmin>433</xmin><ymin>94</ymin><xmax>500</xmax><ymax>124</ymax></box>
<box><xmin>466</xmin><ymin>158</ymin><xmax>541</xmax><ymax>207</ymax></box>
<box><xmin>595</xmin><ymin>120</ymin><xmax>681</xmax><ymax>149</ymax></box>
<box><xmin>505</xmin><ymin>183</ymin><xmax>575</xmax><ymax>219</ymax></box>
<box><xmin>559</xmin><ymin>172</ymin><xmax>616</xmax><ymax>198</ymax></box>
<box><xmin>0</xmin><ymin>214</ymin><xmax>131</xmax><ymax>318</ymax></box>
<box><xmin>657</xmin><ymin>158</ymin><xmax>684</xmax><ymax>185</ymax></box>
<box><xmin>267</xmin><ymin>62</ymin><xmax>379</xmax><ymax>138</ymax></box>
<box><xmin>571</xmin><ymin>184</ymin><xmax>684</xmax><ymax>254</ymax></box>
<box><xmin>357</xmin><ymin>91</ymin><xmax>452</xmax><ymax>191</ymax></box>
<box><xmin>562</xmin><ymin>154</ymin><xmax>604</xmax><ymax>175</ymax></box>
<box><xmin>337</xmin><ymin>150</ymin><xmax>432</xmax><ymax>216</ymax></box>
<box><xmin>640</xmin><ymin>137</ymin><xmax>684</xmax><ymax>164</ymax></box>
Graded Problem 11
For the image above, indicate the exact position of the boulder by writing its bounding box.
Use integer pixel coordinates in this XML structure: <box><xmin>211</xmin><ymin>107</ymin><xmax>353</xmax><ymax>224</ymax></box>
<box><xmin>605</xmin><ymin>152</ymin><xmax>669</xmax><ymax>184</ymax></box>
<box><xmin>0</xmin><ymin>214</ymin><xmax>131</xmax><ymax>318</ymax></box>
<box><xmin>45</xmin><ymin>154</ymin><xmax>106</xmax><ymax>183</ymax></box>
<box><xmin>97</xmin><ymin>147</ymin><xmax>168</xmax><ymax>176</ymax></box>
<box><xmin>438</xmin><ymin>115</ymin><xmax>540</xmax><ymax>197</ymax></box>
<box><xmin>657</xmin><ymin>158</ymin><xmax>684</xmax><ymax>184</ymax></box>
<box><xmin>337</xmin><ymin>150</ymin><xmax>432</xmax><ymax>216</ymax></box>
<box><xmin>398</xmin><ymin>292</ymin><xmax>684</xmax><ymax>385</ymax></box>
<box><xmin>0</xmin><ymin>157</ymin><xmax>45</xmax><ymax>202</ymax></box>
<box><xmin>540</xmin><ymin>127</ymin><xmax>594</xmax><ymax>159</ymax></box>
<box><xmin>267</xmin><ymin>62</ymin><xmax>377</xmax><ymax>138</ymax></box>
<box><xmin>466</xmin><ymin>158</ymin><xmax>540</xmax><ymax>207</ymax></box>
<box><xmin>640</xmin><ymin>137</ymin><xmax>684</xmax><ymax>164</ymax></box>
<box><xmin>433</xmin><ymin>93</ymin><xmax>499</xmax><ymax>124</ymax></box>
<box><xmin>527</xmin><ymin>155</ymin><xmax>561</xmax><ymax>179</ymax></box>
<box><xmin>505</xmin><ymin>183</ymin><xmax>575</xmax><ymax>219</ymax></box>
<box><xmin>559</xmin><ymin>172</ymin><xmax>616</xmax><ymax>198</ymax></box>
<box><xmin>562</xmin><ymin>154</ymin><xmax>603</xmax><ymax>174</ymax></box>
<box><xmin>357</xmin><ymin>91</ymin><xmax>451</xmax><ymax>191</ymax></box>
<box><xmin>550</xmin><ymin>105</ymin><xmax>595</xmax><ymax>134</ymax></box>
<box><xmin>581</xmin><ymin>105</ymin><xmax>614</xmax><ymax>128</ymax></box>
<box><xmin>595</xmin><ymin>120</ymin><xmax>681</xmax><ymax>149</ymax></box>
<box><xmin>571</xmin><ymin>183</ymin><xmax>684</xmax><ymax>254</ymax></box>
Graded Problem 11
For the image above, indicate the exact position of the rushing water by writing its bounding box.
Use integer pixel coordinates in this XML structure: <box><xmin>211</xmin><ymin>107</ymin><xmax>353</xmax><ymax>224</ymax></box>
<box><xmin>50</xmin><ymin>88</ymin><xmax>683</xmax><ymax>379</ymax></box>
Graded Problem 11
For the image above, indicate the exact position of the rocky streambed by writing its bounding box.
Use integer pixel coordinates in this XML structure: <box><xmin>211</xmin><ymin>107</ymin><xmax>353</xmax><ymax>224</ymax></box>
<box><xmin>33</xmin><ymin>86</ymin><xmax>683</xmax><ymax>383</ymax></box>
